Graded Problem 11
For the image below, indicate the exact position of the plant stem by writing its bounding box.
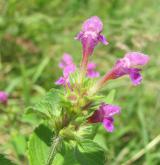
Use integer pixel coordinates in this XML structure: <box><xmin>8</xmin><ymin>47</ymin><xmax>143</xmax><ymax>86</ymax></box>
<box><xmin>46</xmin><ymin>136</ymin><xmax>61</xmax><ymax>165</ymax></box>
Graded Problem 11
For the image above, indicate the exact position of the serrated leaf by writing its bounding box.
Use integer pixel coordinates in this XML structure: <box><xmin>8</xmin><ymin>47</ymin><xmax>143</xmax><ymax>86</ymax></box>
<box><xmin>26</xmin><ymin>89</ymin><xmax>62</xmax><ymax>119</ymax></box>
<box><xmin>26</xmin><ymin>102</ymin><xmax>51</xmax><ymax>119</ymax></box>
<box><xmin>75</xmin><ymin>140</ymin><xmax>106</xmax><ymax>165</ymax></box>
<box><xmin>28</xmin><ymin>124</ymin><xmax>64</xmax><ymax>165</ymax></box>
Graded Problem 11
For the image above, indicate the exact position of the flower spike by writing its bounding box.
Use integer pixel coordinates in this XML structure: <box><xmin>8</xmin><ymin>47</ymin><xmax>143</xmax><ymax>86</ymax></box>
<box><xmin>56</xmin><ymin>54</ymin><xmax>100</xmax><ymax>86</ymax></box>
<box><xmin>54</xmin><ymin>17</ymin><xmax>149</xmax><ymax>135</ymax></box>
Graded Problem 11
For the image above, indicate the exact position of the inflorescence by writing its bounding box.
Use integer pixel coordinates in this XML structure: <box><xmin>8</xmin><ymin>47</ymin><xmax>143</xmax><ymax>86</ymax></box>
<box><xmin>55</xmin><ymin>16</ymin><xmax>149</xmax><ymax>133</ymax></box>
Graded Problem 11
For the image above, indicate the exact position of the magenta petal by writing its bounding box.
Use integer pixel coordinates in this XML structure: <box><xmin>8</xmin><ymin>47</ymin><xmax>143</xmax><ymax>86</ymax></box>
<box><xmin>125</xmin><ymin>52</ymin><xmax>150</xmax><ymax>67</ymax></box>
<box><xmin>87</xmin><ymin>62</ymin><xmax>96</xmax><ymax>69</ymax></box>
<box><xmin>81</xmin><ymin>35</ymin><xmax>98</xmax><ymax>56</ymax></box>
<box><xmin>76</xmin><ymin>16</ymin><xmax>108</xmax><ymax>57</ymax></box>
<box><xmin>59</xmin><ymin>53</ymin><xmax>74</xmax><ymax>69</ymax></box>
<box><xmin>0</xmin><ymin>91</ymin><xmax>8</xmax><ymax>104</ymax></box>
<box><xmin>63</xmin><ymin>64</ymin><xmax>76</xmax><ymax>77</ymax></box>
<box><xmin>56</xmin><ymin>53</ymin><xmax>76</xmax><ymax>86</ymax></box>
<box><xmin>101</xmin><ymin>104</ymin><xmax>121</xmax><ymax>117</ymax></box>
<box><xmin>102</xmin><ymin>52</ymin><xmax>149</xmax><ymax>85</ymax></box>
<box><xmin>82</xmin><ymin>16</ymin><xmax>103</xmax><ymax>33</ymax></box>
<box><xmin>88</xmin><ymin>103</ymin><xmax>121</xmax><ymax>124</ymax></box>
<box><xmin>87</xmin><ymin>62</ymin><xmax>100</xmax><ymax>78</ymax></box>
<box><xmin>98</xmin><ymin>35</ymin><xmax>108</xmax><ymax>45</ymax></box>
<box><xmin>103</xmin><ymin>117</ymin><xmax>114</xmax><ymax>132</ymax></box>
<box><xmin>87</xmin><ymin>71</ymin><xmax>100</xmax><ymax>78</ymax></box>
<box><xmin>129</xmin><ymin>68</ymin><xmax>142</xmax><ymax>85</ymax></box>
<box><xmin>55</xmin><ymin>77</ymin><xmax>65</xmax><ymax>85</ymax></box>
<box><xmin>75</xmin><ymin>31</ymin><xmax>83</xmax><ymax>40</ymax></box>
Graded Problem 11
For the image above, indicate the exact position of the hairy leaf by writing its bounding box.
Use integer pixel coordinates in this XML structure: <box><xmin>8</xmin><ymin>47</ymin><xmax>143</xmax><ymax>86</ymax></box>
<box><xmin>26</xmin><ymin>89</ymin><xmax>62</xmax><ymax>119</ymax></box>
<box><xmin>75</xmin><ymin>140</ymin><xmax>106</xmax><ymax>165</ymax></box>
<box><xmin>28</xmin><ymin>124</ymin><xmax>53</xmax><ymax>165</ymax></box>
<box><xmin>61</xmin><ymin>142</ymin><xmax>79</xmax><ymax>165</ymax></box>
<box><xmin>28</xmin><ymin>124</ymin><xmax>64</xmax><ymax>165</ymax></box>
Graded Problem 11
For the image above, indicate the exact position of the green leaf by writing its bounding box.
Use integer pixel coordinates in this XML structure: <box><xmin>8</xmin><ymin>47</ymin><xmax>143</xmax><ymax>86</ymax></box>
<box><xmin>0</xmin><ymin>154</ymin><xmax>17</xmax><ymax>165</ymax></box>
<box><xmin>53</xmin><ymin>153</ymin><xmax>64</xmax><ymax>165</ymax></box>
<box><xmin>61</xmin><ymin>142</ymin><xmax>79</xmax><ymax>165</ymax></box>
<box><xmin>26</xmin><ymin>89</ymin><xmax>62</xmax><ymax>119</ymax></box>
<box><xmin>28</xmin><ymin>124</ymin><xmax>64</xmax><ymax>165</ymax></box>
<box><xmin>28</xmin><ymin>124</ymin><xmax>53</xmax><ymax>165</ymax></box>
<box><xmin>94</xmin><ymin>132</ymin><xmax>108</xmax><ymax>151</ymax></box>
<box><xmin>75</xmin><ymin>140</ymin><xmax>106</xmax><ymax>165</ymax></box>
<box><xmin>11</xmin><ymin>134</ymin><xmax>27</xmax><ymax>156</ymax></box>
<box><xmin>103</xmin><ymin>89</ymin><xmax>116</xmax><ymax>104</ymax></box>
<box><xmin>22</xmin><ymin>113</ymin><xmax>42</xmax><ymax>125</ymax></box>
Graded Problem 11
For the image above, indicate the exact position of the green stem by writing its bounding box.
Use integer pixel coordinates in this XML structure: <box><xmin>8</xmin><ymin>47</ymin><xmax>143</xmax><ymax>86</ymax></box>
<box><xmin>46</xmin><ymin>136</ymin><xmax>61</xmax><ymax>165</ymax></box>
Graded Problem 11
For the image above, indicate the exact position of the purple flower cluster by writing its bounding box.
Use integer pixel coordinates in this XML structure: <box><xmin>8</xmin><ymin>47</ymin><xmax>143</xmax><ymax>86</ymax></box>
<box><xmin>91</xmin><ymin>52</ymin><xmax>149</xmax><ymax>132</ymax></box>
<box><xmin>55</xmin><ymin>53</ymin><xmax>76</xmax><ymax>86</ymax></box>
<box><xmin>0</xmin><ymin>91</ymin><xmax>8</xmax><ymax>105</ymax></box>
<box><xmin>87</xmin><ymin>62</ymin><xmax>99</xmax><ymax>78</ymax></box>
<box><xmin>55</xmin><ymin>16</ymin><xmax>149</xmax><ymax>132</ymax></box>
<box><xmin>55</xmin><ymin>53</ymin><xmax>100</xmax><ymax>86</ymax></box>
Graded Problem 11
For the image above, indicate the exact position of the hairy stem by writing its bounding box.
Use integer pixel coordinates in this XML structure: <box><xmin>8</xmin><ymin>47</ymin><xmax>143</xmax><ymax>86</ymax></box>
<box><xmin>46</xmin><ymin>136</ymin><xmax>61</xmax><ymax>165</ymax></box>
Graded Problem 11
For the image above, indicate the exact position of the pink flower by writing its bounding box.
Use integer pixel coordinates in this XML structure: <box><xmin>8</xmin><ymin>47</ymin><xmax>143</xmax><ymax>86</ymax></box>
<box><xmin>55</xmin><ymin>54</ymin><xmax>76</xmax><ymax>86</ymax></box>
<box><xmin>88</xmin><ymin>103</ymin><xmax>121</xmax><ymax>132</ymax></box>
<box><xmin>100</xmin><ymin>52</ymin><xmax>149</xmax><ymax>86</ymax></box>
<box><xmin>59</xmin><ymin>53</ymin><xmax>74</xmax><ymax>69</ymax></box>
<box><xmin>55</xmin><ymin>54</ymin><xmax>100</xmax><ymax>86</ymax></box>
<box><xmin>75</xmin><ymin>16</ymin><xmax>108</xmax><ymax>67</ymax></box>
<box><xmin>0</xmin><ymin>91</ymin><xmax>8</xmax><ymax>105</ymax></box>
<box><xmin>87</xmin><ymin>62</ymin><xmax>100</xmax><ymax>78</ymax></box>
<box><xmin>55</xmin><ymin>77</ymin><xmax>66</xmax><ymax>85</ymax></box>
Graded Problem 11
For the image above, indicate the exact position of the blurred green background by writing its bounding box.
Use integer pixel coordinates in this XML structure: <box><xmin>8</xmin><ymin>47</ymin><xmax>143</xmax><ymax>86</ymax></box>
<box><xmin>0</xmin><ymin>0</ymin><xmax>160</xmax><ymax>164</ymax></box>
